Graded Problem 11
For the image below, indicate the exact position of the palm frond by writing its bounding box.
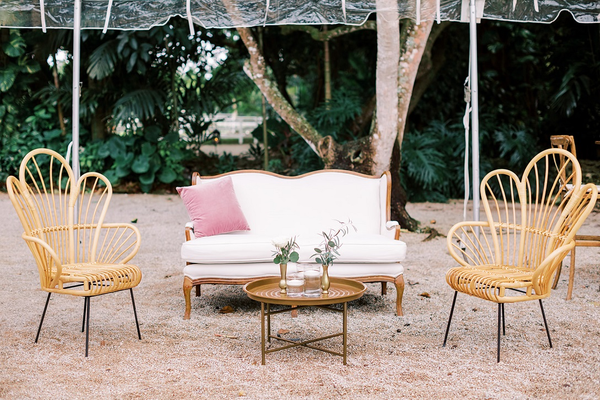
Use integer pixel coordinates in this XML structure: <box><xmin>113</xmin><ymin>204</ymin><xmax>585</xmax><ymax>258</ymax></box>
<box><xmin>87</xmin><ymin>40</ymin><xmax>118</xmax><ymax>80</ymax></box>
<box><xmin>113</xmin><ymin>89</ymin><xmax>165</xmax><ymax>124</ymax></box>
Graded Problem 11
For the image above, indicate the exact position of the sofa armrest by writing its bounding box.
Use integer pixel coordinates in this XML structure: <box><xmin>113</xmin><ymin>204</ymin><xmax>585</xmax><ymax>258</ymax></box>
<box><xmin>185</xmin><ymin>222</ymin><xmax>194</xmax><ymax>241</ymax></box>
<box><xmin>383</xmin><ymin>221</ymin><xmax>401</xmax><ymax>240</ymax></box>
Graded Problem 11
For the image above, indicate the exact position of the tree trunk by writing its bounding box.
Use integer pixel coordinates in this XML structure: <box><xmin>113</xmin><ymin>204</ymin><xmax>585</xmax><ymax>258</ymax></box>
<box><xmin>371</xmin><ymin>0</ymin><xmax>400</xmax><ymax>176</ymax></box>
<box><xmin>88</xmin><ymin>78</ymin><xmax>106</xmax><ymax>140</ymax></box>
<box><xmin>390</xmin><ymin>138</ymin><xmax>418</xmax><ymax>230</ymax></box>
<box><xmin>323</xmin><ymin>26</ymin><xmax>331</xmax><ymax>106</ymax></box>
<box><xmin>397</xmin><ymin>20</ymin><xmax>434</xmax><ymax>146</ymax></box>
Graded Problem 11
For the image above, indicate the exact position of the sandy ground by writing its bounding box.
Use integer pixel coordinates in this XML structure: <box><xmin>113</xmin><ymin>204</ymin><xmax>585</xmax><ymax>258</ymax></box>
<box><xmin>1</xmin><ymin>192</ymin><xmax>599</xmax><ymax>399</ymax></box>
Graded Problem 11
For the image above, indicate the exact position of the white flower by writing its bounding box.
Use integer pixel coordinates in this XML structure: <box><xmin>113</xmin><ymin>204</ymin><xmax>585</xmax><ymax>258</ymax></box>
<box><xmin>271</xmin><ymin>237</ymin><xmax>290</xmax><ymax>249</ymax></box>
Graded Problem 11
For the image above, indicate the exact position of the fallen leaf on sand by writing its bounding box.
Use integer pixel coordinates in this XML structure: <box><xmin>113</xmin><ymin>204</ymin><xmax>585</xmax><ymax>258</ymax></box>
<box><xmin>277</xmin><ymin>329</ymin><xmax>290</xmax><ymax>335</ymax></box>
<box><xmin>238</xmin><ymin>390</ymin><xmax>246</xmax><ymax>396</ymax></box>
<box><xmin>423</xmin><ymin>228</ymin><xmax>445</xmax><ymax>242</ymax></box>
<box><xmin>419</xmin><ymin>292</ymin><xmax>431</xmax><ymax>298</ymax></box>
<box><xmin>215</xmin><ymin>334</ymin><xmax>238</xmax><ymax>339</ymax></box>
<box><xmin>430</xmin><ymin>219</ymin><xmax>437</xmax><ymax>224</ymax></box>
<box><xmin>407</xmin><ymin>280</ymin><xmax>419</xmax><ymax>286</ymax></box>
<box><xmin>131</xmin><ymin>218</ymin><xmax>138</xmax><ymax>223</ymax></box>
<box><xmin>219</xmin><ymin>305</ymin><xmax>235</xmax><ymax>314</ymax></box>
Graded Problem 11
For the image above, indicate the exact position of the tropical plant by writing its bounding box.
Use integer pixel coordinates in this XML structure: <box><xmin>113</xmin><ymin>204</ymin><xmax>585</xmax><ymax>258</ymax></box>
<box><xmin>97</xmin><ymin>128</ymin><xmax>187</xmax><ymax>192</ymax></box>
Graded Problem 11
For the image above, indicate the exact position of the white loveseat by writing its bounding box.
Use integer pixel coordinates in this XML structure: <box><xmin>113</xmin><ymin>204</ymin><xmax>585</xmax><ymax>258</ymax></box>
<box><xmin>180</xmin><ymin>169</ymin><xmax>407</xmax><ymax>319</ymax></box>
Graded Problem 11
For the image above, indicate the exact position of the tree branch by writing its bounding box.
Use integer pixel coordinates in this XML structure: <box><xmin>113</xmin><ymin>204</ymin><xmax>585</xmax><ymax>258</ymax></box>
<box><xmin>236</xmin><ymin>27</ymin><xmax>323</xmax><ymax>154</ymax></box>
<box><xmin>280</xmin><ymin>22</ymin><xmax>377</xmax><ymax>41</ymax></box>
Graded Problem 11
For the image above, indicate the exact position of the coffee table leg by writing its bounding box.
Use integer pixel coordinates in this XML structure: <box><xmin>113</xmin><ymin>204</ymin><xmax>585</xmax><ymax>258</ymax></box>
<box><xmin>267</xmin><ymin>303</ymin><xmax>271</xmax><ymax>343</ymax></box>
<box><xmin>343</xmin><ymin>302</ymin><xmax>348</xmax><ymax>365</ymax></box>
<box><xmin>261</xmin><ymin>302</ymin><xmax>266</xmax><ymax>365</ymax></box>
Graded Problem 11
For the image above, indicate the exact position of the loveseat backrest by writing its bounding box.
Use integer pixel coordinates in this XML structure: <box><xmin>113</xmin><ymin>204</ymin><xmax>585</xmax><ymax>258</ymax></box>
<box><xmin>197</xmin><ymin>170</ymin><xmax>390</xmax><ymax>236</ymax></box>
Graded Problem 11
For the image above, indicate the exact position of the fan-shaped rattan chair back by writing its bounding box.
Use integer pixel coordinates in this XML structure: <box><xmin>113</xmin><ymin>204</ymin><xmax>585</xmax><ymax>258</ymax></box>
<box><xmin>478</xmin><ymin>148</ymin><xmax>585</xmax><ymax>295</ymax></box>
<box><xmin>444</xmin><ymin>148</ymin><xmax>597</xmax><ymax>361</ymax></box>
<box><xmin>6</xmin><ymin>148</ymin><xmax>142</xmax><ymax>356</ymax></box>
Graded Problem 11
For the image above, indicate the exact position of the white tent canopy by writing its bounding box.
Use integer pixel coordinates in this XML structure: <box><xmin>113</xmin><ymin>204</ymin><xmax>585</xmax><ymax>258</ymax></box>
<box><xmin>2</xmin><ymin>0</ymin><xmax>600</xmax><ymax>30</ymax></box>
<box><xmin>2</xmin><ymin>0</ymin><xmax>600</xmax><ymax>222</ymax></box>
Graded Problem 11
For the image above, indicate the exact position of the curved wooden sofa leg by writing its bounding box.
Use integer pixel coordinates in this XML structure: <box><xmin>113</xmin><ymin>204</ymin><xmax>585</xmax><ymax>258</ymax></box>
<box><xmin>195</xmin><ymin>285</ymin><xmax>201</xmax><ymax>297</ymax></box>
<box><xmin>183</xmin><ymin>276</ymin><xmax>194</xmax><ymax>320</ymax></box>
<box><xmin>381</xmin><ymin>282</ymin><xmax>387</xmax><ymax>295</ymax></box>
<box><xmin>394</xmin><ymin>275</ymin><xmax>405</xmax><ymax>316</ymax></box>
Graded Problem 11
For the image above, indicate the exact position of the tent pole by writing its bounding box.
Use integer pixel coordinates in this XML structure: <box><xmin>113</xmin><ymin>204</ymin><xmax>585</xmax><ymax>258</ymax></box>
<box><xmin>469</xmin><ymin>0</ymin><xmax>480</xmax><ymax>223</ymax></box>
<box><xmin>72</xmin><ymin>0</ymin><xmax>82</xmax><ymax>181</ymax></box>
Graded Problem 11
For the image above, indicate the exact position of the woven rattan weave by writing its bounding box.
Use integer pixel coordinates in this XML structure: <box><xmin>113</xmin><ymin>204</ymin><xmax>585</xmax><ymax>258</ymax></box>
<box><xmin>549</xmin><ymin>135</ymin><xmax>600</xmax><ymax>300</ymax></box>
<box><xmin>7</xmin><ymin>148</ymin><xmax>142</xmax><ymax>356</ymax></box>
<box><xmin>443</xmin><ymin>148</ymin><xmax>597</xmax><ymax>362</ymax></box>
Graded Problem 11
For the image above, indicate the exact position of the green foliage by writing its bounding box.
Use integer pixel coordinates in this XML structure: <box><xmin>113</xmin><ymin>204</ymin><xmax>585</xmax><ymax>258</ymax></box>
<box><xmin>312</xmin><ymin>220</ymin><xmax>355</xmax><ymax>267</ymax></box>
<box><xmin>271</xmin><ymin>236</ymin><xmax>299</xmax><ymax>265</ymax></box>
<box><xmin>401</xmin><ymin>118</ymin><xmax>536</xmax><ymax>202</ymax></box>
<box><xmin>96</xmin><ymin>129</ymin><xmax>188</xmax><ymax>192</ymax></box>
<box><xmin>0</xmin><ymin>102</ymin><xmax>72</xmax><ymax>184</ymax></box>
<box><xmin>308</xmin><ymin>87</ymin><xmax>363</xmax><ymax>140</ymax></box>
<box><xmin>493</xmin><ymin>126</ymin><xmax>539</xmax><ymax>171</ymax></box>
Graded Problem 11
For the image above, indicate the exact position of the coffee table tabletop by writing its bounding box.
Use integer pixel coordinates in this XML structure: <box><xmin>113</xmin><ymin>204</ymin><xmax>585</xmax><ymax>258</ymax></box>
<box><xmin>243</xmin><ymin>277</ymin><xmax>366</xmax><ymax>305</ymax></box>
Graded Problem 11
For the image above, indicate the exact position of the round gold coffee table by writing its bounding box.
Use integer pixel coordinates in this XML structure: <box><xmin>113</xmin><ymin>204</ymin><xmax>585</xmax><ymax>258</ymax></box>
<box><xmin>243</xmin><ymin>277</ymin><xmax>366</xmax><ymax>365</ymax></box>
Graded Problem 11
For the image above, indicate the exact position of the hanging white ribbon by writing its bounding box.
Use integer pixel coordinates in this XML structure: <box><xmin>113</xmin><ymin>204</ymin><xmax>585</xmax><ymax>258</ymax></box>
<box><xmin>263</xmin><ymin>0</ymin><xmax>270</xmax><ymax>26</ymax></box>
<box><xmin>186</xmin><ymin>0</ymin><xmax>195</xmax><ymax>36</ymax></box>
<box><xmin>342</xmin><ymin>0</ymin><xmax>347</xmax><ymax>21</ymax></box>
<box><xmin>436</xmin><ymin>0</ymin><xmax>441</xmax><ymax>23</ymax></box>
<box><xmin>462</xmin><ymin>75</ymin><xmax>471</xmax><ymax>225</ymax></box>
<box><xmin>416</xmin><ymin>0</ymin><xmax>421</xmax><ymax>25</ymax></box>
<box><xmin>102</xmin><ymin>0</ymin><xmax>113</xmax><ymax>34</ymax></box>
<box><xmin>40</xmin><ymin>0</ymin><xmax>47</xmax><ymax>32</ymax></box>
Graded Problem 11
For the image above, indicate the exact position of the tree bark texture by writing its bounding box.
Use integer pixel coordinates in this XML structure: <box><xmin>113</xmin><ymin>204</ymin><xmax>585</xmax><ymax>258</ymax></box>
<box><xmin>396</xmin><ymin>19</ymin><xmax>434</xmax><ymax>147</ymax></box>
<box><xmin>371</xmin><ymin>0</ymin><xmax>400</xmax><ymax>176</ymax></box>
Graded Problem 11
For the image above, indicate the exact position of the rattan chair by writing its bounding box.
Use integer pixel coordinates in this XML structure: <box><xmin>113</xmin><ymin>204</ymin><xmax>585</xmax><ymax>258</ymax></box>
<box><xmin>7</xmin><ymin>148</ymin><xmax>142</xmax><ymax>356</ymax></box>
<box><xmin>443</xmin><ymin>148</ymin><xmax>597</xmax><ymax>362</ymax></box>
<box><xmin>550</xmin><ymin>134</ymin><xmax>600</xmax><ymax>300</ymax></box>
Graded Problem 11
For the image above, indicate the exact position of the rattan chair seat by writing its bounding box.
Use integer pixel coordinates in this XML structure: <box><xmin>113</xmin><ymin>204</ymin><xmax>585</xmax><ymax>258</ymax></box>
<box><xmin>49</xmin><ymin>263</ymin><xmax>142</xmax><ymax>296</ymax></box>
<box><xmin>446</xmin><ymin>264</ymin><xmax>544</xmax><ymax>303</ymax></box>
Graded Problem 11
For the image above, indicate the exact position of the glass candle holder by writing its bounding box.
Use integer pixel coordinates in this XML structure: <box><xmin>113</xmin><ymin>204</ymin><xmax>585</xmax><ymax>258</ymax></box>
<box><xmin>286</xmin><ymin>271</ymin><xmax>304</xmax><ymax>297</ymax></box>
<box><xmin>300</xmin><ymin>263</ymin><xmax>321</xmax><ymax>297</ymax></box>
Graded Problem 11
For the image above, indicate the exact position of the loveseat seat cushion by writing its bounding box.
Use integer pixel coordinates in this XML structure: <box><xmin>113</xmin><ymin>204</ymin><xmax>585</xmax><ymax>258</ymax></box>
<box><xmin>183</xmin><ymin>262</ymin><xmax>404</xmax><ymax>280</ymax></box>
<box><xmin>181</xmin><ymin>231</ymin><xmax>407</xmax><ymax>264</ymax></box>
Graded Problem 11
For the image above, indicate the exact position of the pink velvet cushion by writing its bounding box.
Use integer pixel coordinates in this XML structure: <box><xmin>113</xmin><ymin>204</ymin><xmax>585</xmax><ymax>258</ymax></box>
<box><xmin>177</xmin><ymin>177</ymin><xmax>250</xmax><ymax>238</ymax></box>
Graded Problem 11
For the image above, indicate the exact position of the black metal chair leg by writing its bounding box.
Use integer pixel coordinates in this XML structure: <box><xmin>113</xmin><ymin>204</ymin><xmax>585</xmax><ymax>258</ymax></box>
<box><xmin>85</xmin><ymin>297</ymin><xmax>91</xmax><ymax>357</ymax></box>
<box><xmin>501</xmin><ymin>303</ymin><xmax>506</xmax><ymax>336</ymax></box>
<box><xmin>81</xmin><ymin>297</ymin><xmax>87</xmax><ymax>333</ymax></box>
<box><xmin>539</xmin><ymin>300</ymin><xmax>553</xmax><ymax>348</ymax></box>
<box><xmin>130</xmin><ymin>289</ymin><xmax>141</xmax><ymax>340</ymax></box>
<box><xmin>497</xmin><ymin>303</ymin><xmax>502</xmax><ymax>363</ymax></box>
<box><xmin>35</xmin><ymin>292</ymin><xmax>52</xmax><ymax>343</ymax></box>
<box><xmin>443</xmin><ymin>291</ymin><xmax>458</xmax><ymax>347</ymax></box>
